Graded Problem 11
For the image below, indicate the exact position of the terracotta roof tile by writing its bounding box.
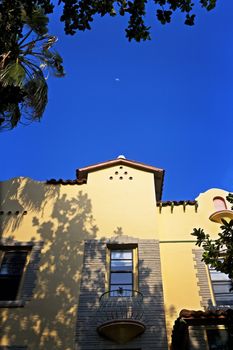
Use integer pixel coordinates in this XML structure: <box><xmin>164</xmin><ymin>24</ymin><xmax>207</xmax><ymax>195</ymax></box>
<box><xmin>46</xmin><ymin>179</ymin><xmax>86</xmax><ymax>185</ymax></box>
<box><xmin>180</xmin><ymin>308</ymin><xmax>233</xmax><ymax>319</ymax></box>
<box><xmin>157</xmin><ymin>200</ymin><xmax>197</xmax><ymax>207</ymax></box>
<box><xmin>172</xmin><ymin>308</ymin><xmax>233</xmax><ymax>350</ymax></box>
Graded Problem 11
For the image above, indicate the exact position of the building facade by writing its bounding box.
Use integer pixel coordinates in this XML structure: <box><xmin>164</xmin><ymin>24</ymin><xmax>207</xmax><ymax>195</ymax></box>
<box><xmin>0</xmin><ymin>156</ymin><xmax>232</xmax><ymax>349</ymax></box>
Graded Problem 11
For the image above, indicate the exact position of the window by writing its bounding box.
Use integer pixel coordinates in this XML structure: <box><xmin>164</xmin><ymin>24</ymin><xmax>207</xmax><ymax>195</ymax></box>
<box><xmin>0</xmin><ymin>347</ymin><xmax>27</xmax><ymax>350</ymax></box>
<box><xmin>108</xmin><ymin>246</ymin><xmax>138</xmax><ymax>296</ymax></box>
<box><xmin>209</xmin><ymin>267</ymin><xmax>233</xmax><ymax>306</ymax></box>
<box><xmin>0</xmin><ymin>249</ymin><xmax>28</xmax><ymax>301</ymax></box>
<box><xmin>207</xmin><ymin>329</ymin><xmax>232</xmax><ymax>350</ymax></box>
<box><xmin>213</xmin><ymin>197</ymin><xmax>227</xmax><ymax>211</ymax></box>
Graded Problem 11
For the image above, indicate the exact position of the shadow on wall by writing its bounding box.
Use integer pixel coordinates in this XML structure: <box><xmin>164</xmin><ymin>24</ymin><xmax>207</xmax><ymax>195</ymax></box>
<box><xmin>139</xmin><ymin>251</ymin><xmax>169</xmax><ymax>350</ymax></box>
<box><xmin>0</xmin><ymin>179</ymin><xmax>171</xmax><ymax>349</ymax></box>
<box><xmin>113</xmin><ymin>227</ymin><xmax>124</xmax><ymax>236</ymax></box>
<box><xmin>0</xmin><ymin>178</ymin><xmax>99</xmax><ymax>350</ymax></box>
<box><xmin>0</xmin><ymin>178</ymin><xmax>60</xmax><ymax>234</ymax></box>
<box><xmin>165</xmin><ymin>304</ymin><xmax>177</xmax><ymax>333</ymax></box>
<box><xmin>188</xmin><ymin>298</ymin><xmax>214</xmax><ymax>350</ymax></box>
<box><xmin>76</xmin><ymin>235</ymin><xmax>169</xmax><ymax>350</ymax></box>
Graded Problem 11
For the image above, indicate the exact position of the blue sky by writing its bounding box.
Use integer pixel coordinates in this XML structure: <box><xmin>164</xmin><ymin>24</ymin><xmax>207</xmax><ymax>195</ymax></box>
<box><xmin>1</xmin><ymin>1</ymin><xmax>233</xmax><ymax>200</ymax></box>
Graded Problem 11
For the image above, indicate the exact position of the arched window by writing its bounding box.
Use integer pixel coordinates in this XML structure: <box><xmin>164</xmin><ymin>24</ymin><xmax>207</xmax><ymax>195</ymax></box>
<box><xmin>213</xmin><ymin>197</ymin><xmax>227</xmax><ymax>211</ymax></box>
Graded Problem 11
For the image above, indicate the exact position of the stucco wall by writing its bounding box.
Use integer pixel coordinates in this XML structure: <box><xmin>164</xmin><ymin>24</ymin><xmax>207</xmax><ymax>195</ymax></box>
<box><xmin>0</xmin><ymin>166</ymin><xmax>231</xmax><ymax>349</ymax></box>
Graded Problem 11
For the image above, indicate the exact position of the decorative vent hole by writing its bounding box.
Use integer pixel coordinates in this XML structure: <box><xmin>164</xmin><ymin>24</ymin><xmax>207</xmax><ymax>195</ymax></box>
<box><xmin>109</xmin><ymin>169</ymin><xmax>133</xmax><ymax>180</ymax></box>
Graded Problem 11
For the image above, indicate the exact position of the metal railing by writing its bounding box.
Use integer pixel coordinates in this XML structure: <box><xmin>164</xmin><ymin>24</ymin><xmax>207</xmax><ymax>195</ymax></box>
<box><xmin>96</xmin><ymin>289</ymin><xmax>144</xmax><ymax>325</ymax></box>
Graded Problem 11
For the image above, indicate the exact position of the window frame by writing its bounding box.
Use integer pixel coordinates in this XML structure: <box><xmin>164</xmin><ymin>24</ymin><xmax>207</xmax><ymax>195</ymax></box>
<box><xmin>206</xmin><ymin>326</ymin><xmax>232</xmax><ymax>350</ymax></box>
<box><xmin>0</xmin><ymin>347</ymin><xmax>27</xmax><ymax>349</ymax></box>
<box><xmin>213</xmin><ymin>196</ymin><xmax>227</xmax><ymax>211</ymax></box>
<box><xmin>208</xmin><ymin>265</ymin><xmax>233</xmax><ymax>306</ymax></box>
<box><xmin>0</xmin><ymin>247</ymin><xmax>31</xmax><ymax>303</ymax></box>
<box><xmin>106</xmin><ymin>244</ymin><xmax>138</xmax><ymax>297</ymax></box>
<box><xmin>0</xmin><ymin>240</ymin><xmax>41</xmax><ymax>308</ymax></box>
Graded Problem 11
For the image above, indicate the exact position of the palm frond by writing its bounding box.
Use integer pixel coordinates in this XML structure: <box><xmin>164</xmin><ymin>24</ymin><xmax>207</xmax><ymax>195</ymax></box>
<box><xmin>0</xmin><ymin>5</ymin><xmax>64</xmax><ymax>131</ymax></box>
<box><xmin>0</xmin><ymin>103</ymin><xmax>21</xmax><ymax>130</ymax></box>
<box><xmin>23</xmin><ymin>74</ymin><xmax>48</xmax><ymax>120</ymax></box>
<box><xmin>9</xmin><ymin>104</ymin><xmax>21</xmax><ymax>128</ymax></box>
<box><xmin>41</xmin><ymin>50</ymin><xmax>65</xmax><ymax>77</ymax></box>
<box><xmin>42</xmin><ymin>35</ymin><xmax>57</xmax><ymax>50</ymax></box>
<box><xmin>0</xmin><ymin>62</ymin><xmax>26</xmax><ymax>87</ymax></box>
<box><xmin>22</xmin><ymin>7</ymin><xmax>49</xmax><ymax>36</ymax></box>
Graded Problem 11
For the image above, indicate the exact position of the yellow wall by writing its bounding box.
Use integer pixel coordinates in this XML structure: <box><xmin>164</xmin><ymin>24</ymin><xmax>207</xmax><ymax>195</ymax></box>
<box><xmin>0</xmin><ymin>165</ymin><xmax>158</xmax><ymax>349</ymax></box>
<box><xmin>86</xmin><ymin>165</ymin><xmax>157</xmax><ymax>238</ymax></box>
<box><xmin>0</xmin><ymin>166</ymin><xmax>231</xmax><ymax>349</ymax></box>
<box><xmin>157</xmin><ymin>188</ymin><xmax>230</xmax><ymax>344</ymax></box>
<box><xmin>0</xmin><ymin>178</ymin><xmax>90</xmax><ymax>349</ymax></box>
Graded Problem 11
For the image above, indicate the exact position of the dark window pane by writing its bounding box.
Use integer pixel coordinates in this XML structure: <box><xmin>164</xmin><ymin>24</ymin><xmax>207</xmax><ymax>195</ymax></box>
<box><xmin>110</xmin><ymin>285</ymin><xmax>132</xmax><ymax>296</ymax></box>
<box><xmin>0</xmin><ymin>250</ymin><xmax>28</xmax><ymax>301</ymax></box>
<box><xmin>0</xmin><ymin>251</ymin><xmax>27</xmax><ymax>276</ymax></box>
<box><xmin>111</xmin><ymin>251</ymin><xmax>132</xmax><ymax>260</ymax></box>
<box><xmin>111</xmin><ymin>272</ymin><xmax>132</xmax><ymax>284</ymax></box>
<box><xmin>215</xmin><ymin>291</ymin><xmax>233</xmax><ymax>304</ymax></box>
<box><xmin>0</xmin><ymin>276</ymin><xmax>21</xmax><ymax>300</ymax></box>
<box><xmin>216</xmin><ymin>298</ymin><xmax>233</xmax><ymax>305</ymax></box>
<box><xmin>110</xmin><ymin>284</ymin><xmax>132</xmax><ymax>291</ymax></box>
<box><xmin>111</xmin><ymin>260</ymin><xmax>132</xmax><ymax>271</ymax></box>
<box><xmin>207</xmin><ymin>329</ymin><xmax>230</xmax><ymax>350</ymax></box>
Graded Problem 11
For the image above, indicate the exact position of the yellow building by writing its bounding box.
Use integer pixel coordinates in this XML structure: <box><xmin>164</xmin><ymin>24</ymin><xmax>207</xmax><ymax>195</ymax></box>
<box><xmin>0</xmin><ymin>156</ymin><xmax>232</xmax><ymax>350</ymax></box>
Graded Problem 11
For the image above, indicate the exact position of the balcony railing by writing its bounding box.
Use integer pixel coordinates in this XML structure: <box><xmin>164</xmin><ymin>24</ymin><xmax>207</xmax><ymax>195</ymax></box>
<box><xmin>96</xmin><ymin>289</ymin><xmax>145</xmax><ymax>344</ymax></box>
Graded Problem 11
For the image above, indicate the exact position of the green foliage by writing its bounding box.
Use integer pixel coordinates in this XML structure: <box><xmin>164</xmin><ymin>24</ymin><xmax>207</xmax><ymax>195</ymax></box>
<box><xmin>0</xmin><ymin>63</ymin><xmax>26</xmax><ymax>87</ymax></box>
<box><xmin>0</xmin><ymin>2</ymin><xmax>64</xmax><ymax>130</ymax></box>
<box><xmin>24</xmin><ymin>75</ymin><xmax>48</xmax><ymax>119</ymax></box>
<box><xmin>57</xmin><ymin>0</ymin><xmax>217</xmax><ymax>41</ymax></box>
<box><xmin>22</xmin><ymin>6</ymin><xmax>49</xmax><ymax>35</ymax></box>
<box><xmin>226</xmin><ymin>193</ymin><xmax>233</xmax><ymax>210</ymax></box>
<box><xmin>191</xmin><ymin>195</ymin><xmax>233</xmax><ymax>282</ymax></box>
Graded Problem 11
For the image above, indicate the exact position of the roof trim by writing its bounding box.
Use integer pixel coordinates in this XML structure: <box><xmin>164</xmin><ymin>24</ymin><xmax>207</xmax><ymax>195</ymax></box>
<box><xmin>46</xmin><ymin>179</ymin><xmax>86</xmax><ymax>185</ymax></box>
<box><xmin>76</xmin><ymin>158</ymin><xmax>165</xmax><ymax>201</ymax></box>
<box><xmin>171</xmin><ymin>308</ymin><xmax>233</xmax><ymax>350</ymax></box>
<box><xmin>179</xmin><ymin>308</ymin><xmax>233</xmax><ymax>323</ymax></box>
<box><xmin>157</xmin><ymin>200</ymin><xmax>197</xmax><ymax>207</ymax></box>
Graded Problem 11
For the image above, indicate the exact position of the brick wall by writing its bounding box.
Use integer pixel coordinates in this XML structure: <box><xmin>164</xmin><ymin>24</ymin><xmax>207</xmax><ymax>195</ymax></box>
<box><xmin>192</xmin><ymin>249</ymin><xmax>213</xmax><ymax>308</ymax></box>
<box><xmin>76</xmin><ymin>236</ymin><xmax>168</xmax><ymax>350</ymax></box>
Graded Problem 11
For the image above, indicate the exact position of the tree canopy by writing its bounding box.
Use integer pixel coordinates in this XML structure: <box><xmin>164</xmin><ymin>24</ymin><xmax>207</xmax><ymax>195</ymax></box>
<box><xmin>57</xmin><ymin>0</ymin><xmax>217</xmax><ymax>41</ymax></box>
<box><xmin>0</xmin><ymin>0</ymin><xmax>218</xmax><ymax>130</ymax></box>
<box><xmin>0</xmin><ymin>2</ymin><xmax>64</xmax><ymax>130</ymax></box>
<box><xmin>191</xmin><ymin>193</ymin><xmax>233</xmax><ymax>282</ymax></box>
